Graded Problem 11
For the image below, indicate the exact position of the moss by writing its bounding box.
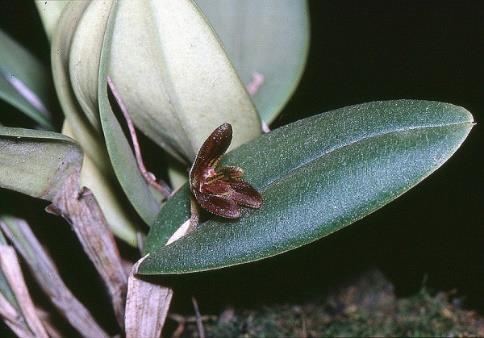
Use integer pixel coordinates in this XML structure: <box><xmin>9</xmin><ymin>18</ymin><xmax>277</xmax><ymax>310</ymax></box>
<box><xmin>171</xmin><ymin>270</ymin><xmax>484</xmax><ymax>337</ymax></box>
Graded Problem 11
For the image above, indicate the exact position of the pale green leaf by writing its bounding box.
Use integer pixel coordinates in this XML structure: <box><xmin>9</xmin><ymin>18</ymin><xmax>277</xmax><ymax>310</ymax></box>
<box><xmin>79</xmin><ymin>153</ymin><xmax>138</xmax><ymax>246</ymax></box>
<box><xmin>53</xmin><ymin>3</ymin><xmax>139</xmax><ymax>244</ymax></box>
<box><xmin>65</xmin><ymin>0</ymin><xmax>261</xmax><ymax>163</ymax></box>
<box><xmin>51</xmin><ymin>1</ymin><xmax>110</xmax><ymax>174</ymax></box>
<box><xmin>140</xmin><ymin>100</ymin><xmax>473</xmax><ymax>274</ymax></box>
<box><xmin>68</xmin><ymin>0</ymin><xmax>110</xmax><ymax>130</ymax></box>
<box><xmin>34</xmin><ymin>0</ymin><xmax>69</xmax><ymax>41</ymax></box>
<box><xmin>195</xmin><ymin>0</ymin><xmax>310</xmax><ymax>123</ymax></box>
<box><xmin>0</xmin><ymin>127</ymin><xmax>82</xmax><ymax>201</ymax></box>
<box><xmin>109</xmin><ymin>0</ymin><xmax>261</xmax><ymax>162</ymax></box>
<box><xmin>167</xmin><ymin>162</ymin><xmax>188</xmax><ymax>191</ymax></box>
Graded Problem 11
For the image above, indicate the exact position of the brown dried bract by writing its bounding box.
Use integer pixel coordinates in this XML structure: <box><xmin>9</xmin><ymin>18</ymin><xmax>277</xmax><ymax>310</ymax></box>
<box><xmin>189</xmin><ymin>123</ymin><xmax>262</xmax><ymax>219</ymax></box>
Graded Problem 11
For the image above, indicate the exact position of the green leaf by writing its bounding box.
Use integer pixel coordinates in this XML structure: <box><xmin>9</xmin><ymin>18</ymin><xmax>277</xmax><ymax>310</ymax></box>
<box><xmin>195</xmin><ymin>0</ymin><xmax>310</xmax><ymax>124</ymax></box>
<box><xmin>167</xmin><ymin>162</ymin><xmax>189</xmax><ymax>191</ymax></box>
<box><xmin>0</xmin><ymin>127</ymin><xmax>82</xmax><ymax>201</ymax></box>
<box><xmin>140</xmin><ymin>100</ymin><xmax>473</xmax><ymax>274</ymax></box>
<box><xmin>98</xmin><ymin>0</ymin><xmax>161</xmax><ymax>225</ymax></box>
<box><xmin>0</xmin><ymin>30</ymin><xmax>54</xmax><ymax>130</ymax></box>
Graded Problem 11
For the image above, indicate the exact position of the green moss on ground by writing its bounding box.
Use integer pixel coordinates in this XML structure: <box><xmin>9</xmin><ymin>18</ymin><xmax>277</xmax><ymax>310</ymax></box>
<box><xmin>170</xmin><ymin>270</ymin><xmax>484</xmax><ymax>337</ymax></box>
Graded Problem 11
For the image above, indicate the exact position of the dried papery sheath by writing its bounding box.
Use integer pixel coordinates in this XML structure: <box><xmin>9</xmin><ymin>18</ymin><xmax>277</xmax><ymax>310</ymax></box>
<box><xmin>51</xmin><ymin>173</ymin><xmax>128</xmax><ymax>328</ymax></box>
<box><xmin>126</xmin><ymin>256</ymin><xmax>173</xmax><ymax>338</ymax></box>
<box><xmin>0</xmin><ymin>245</ymin><xmax>48</xmax><ymax>338</ymax></box>
<box><xmin>189</xmin><ymin>123</ymin><xmax>262</xmax><ymax>219</ymax></box>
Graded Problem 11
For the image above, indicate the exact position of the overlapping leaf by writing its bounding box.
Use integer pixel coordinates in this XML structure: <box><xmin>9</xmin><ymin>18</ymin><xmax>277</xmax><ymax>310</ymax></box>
<box><xmin>51</xmin><ymin>1</ymin><xmax>109</xmax><ymax>173</ymax></box>
<box><xmin>51</xmin><ymin>3</ymin><xmax>140</xmax><ymax>243</ymax></box>
<box><xmin>108</xmin><ymin>0</ymin><xmax>261</xmax><ymax>162</ymax></box>
<box><xmin>62</xmin><ymin>121</ymin><xmax>138</xmax><ymax>245</ymax></box>
<box><xmin>98</xmin><ymin>0</ymin><xmax>161</xmax><ymax>225</ymax></box>
<box><xmin>196</xmin><ymin>0</ymin><xmax>310</xmax><ymax>123</ymax></box>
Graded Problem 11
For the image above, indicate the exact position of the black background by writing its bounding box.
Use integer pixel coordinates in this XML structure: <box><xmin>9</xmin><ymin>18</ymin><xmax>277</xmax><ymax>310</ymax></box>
<box><xmin>0</xmin><ymin>1</ymin><xmax>483</xmax><ymax>336</ymax></box>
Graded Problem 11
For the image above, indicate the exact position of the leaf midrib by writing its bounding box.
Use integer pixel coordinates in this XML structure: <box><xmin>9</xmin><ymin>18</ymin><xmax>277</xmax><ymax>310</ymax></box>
<box><xmin>256</xmin><ymin>121</ymin><xmax>472</xmax><ymax>194</ymax></box>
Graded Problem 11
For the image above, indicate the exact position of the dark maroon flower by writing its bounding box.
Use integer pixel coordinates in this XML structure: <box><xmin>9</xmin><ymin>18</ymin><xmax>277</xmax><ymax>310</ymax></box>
<box><xmin>189</xmin><ymin>123</ymin><xmax>262</xmax><ymax>219</ymax></box>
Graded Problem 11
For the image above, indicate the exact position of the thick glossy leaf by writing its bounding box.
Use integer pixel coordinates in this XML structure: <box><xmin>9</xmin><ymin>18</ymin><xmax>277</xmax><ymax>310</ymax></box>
<box><xmin>0</xmin><ymin>127</ymin><xmax>82</xmax><ymax>201</ymax></box>
<box><xmin>109</xmin><ymin>0</ymin><xmax>261</xmax><ymax>162</ymax></box>
<box><xmin>34</xmin><ymin>1</ymin><xmax>69</xmax><ymax>41</ymax></box>
<box><xmin>140</xmin><ymin>100</ymin><xmax>473</xmax><ymax>274</ymax></box>
<box><xmin>98</xmin><ymin>0</ymin><xmax>160</xmax><ymax>225</ymax></box>
<box><xmin>65</xmin><ymin>0</ymin><xmax>261</xmax><ymax>163</ymax></box>
<box><xmin>0</xmin><ymin>30</ymin><xmax>54</xmax><ymax>129</ymax></box>
<box><xmin>166</xmin><ymin>0</ymin><xmax>313</xmax><ymax>188</ymax></box>
<box><xmin>195</xmin><ymin>0</ymin><xmax>310</xmax><ymax>124</ymax></box>
<box><xmin>144</xmin><ymin>185</ymin><xmax>191</xmax><ymax>253</ymax></box>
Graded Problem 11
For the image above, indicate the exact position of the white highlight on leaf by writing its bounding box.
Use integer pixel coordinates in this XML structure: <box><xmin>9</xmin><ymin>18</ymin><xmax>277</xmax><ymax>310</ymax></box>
<box><xmin>166</xmin><ymin>219</ymin><xmax>192</xmax><ymax>245</ymax></box>
<box><xmin>5</xmin><ymin>74</ymin><xmax>50</xmax><ymax>118</ymax></box>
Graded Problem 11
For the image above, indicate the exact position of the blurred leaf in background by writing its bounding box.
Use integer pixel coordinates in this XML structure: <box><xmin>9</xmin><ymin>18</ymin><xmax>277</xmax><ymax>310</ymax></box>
<box><xmin>0</xmin><ymin>30</ymin><xmax>54</xmax><ymax>130</ymax></box>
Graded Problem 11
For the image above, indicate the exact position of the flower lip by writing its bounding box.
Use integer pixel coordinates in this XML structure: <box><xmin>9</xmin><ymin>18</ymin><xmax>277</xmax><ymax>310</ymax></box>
<box><xmin>189</xmin><ymin>123</ymin><xmax>262</xmax><ymax>219</ymax></box>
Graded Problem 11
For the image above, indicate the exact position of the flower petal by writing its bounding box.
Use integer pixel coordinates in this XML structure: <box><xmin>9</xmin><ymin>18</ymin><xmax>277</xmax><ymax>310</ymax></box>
<box><xmin>201</xmin><ymin>180</ymin><xmax>232</xmax><ymax>195</ymax></box>
<box><xmin>194</xmin><ymin>192</ymin><xmax>240</xmax><ymax>219</ymax></box>
<box><xmin>230</xmin><ymin>181</ymin><xmax>263</xmax><ymax>208</ymax></box>
<box><xmin>191</xmin><ymin>123</ymin><xmax>232</xmax><ymax>176</ymax></box>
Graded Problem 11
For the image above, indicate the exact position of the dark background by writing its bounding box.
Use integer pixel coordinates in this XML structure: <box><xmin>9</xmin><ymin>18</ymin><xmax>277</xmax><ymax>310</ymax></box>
<box><xmin>0</xmin><ymin>0</ymin><xmax>483</xmax><ymax>336</ymax></box>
